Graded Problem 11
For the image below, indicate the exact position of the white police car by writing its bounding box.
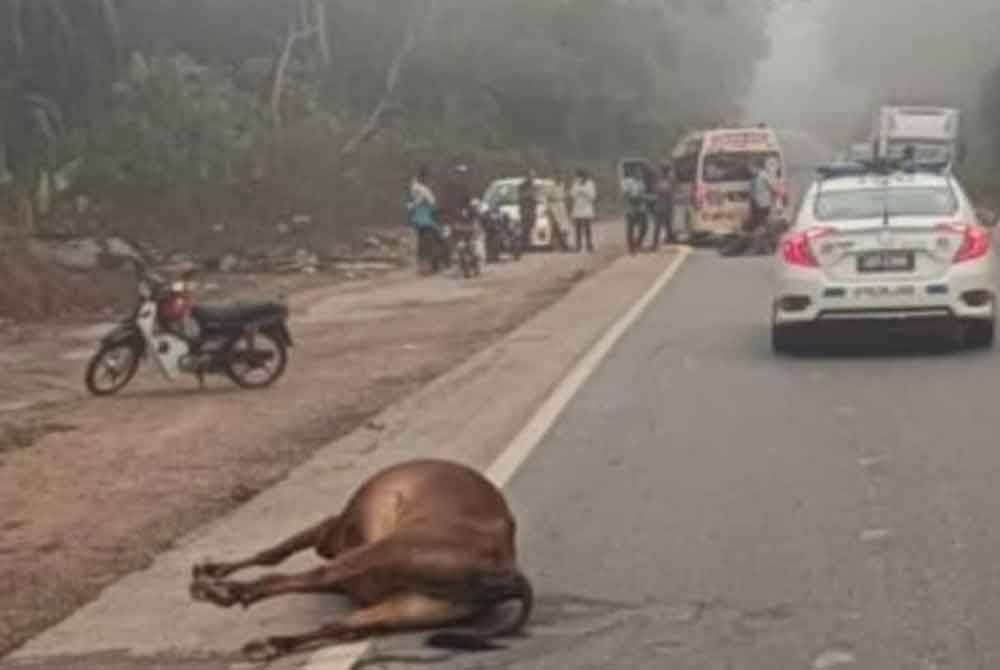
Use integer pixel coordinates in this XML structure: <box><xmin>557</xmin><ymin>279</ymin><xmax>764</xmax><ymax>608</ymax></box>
<box><xmin>771</xmin><ymin>161</ymin><xmax>998</xmax><ymax>353</ymax></box>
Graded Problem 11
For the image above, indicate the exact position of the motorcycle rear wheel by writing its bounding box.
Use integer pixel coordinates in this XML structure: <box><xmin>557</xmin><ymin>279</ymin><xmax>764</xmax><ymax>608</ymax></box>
<box><xmin>224</xmin><ymin>331</ymin><xmax>288</xmax><ymax>389</ymax></box>
<box><xmin>85</xmin><ymin>343</ymin><xmax>141</xmax><ymax>397</ymax></box>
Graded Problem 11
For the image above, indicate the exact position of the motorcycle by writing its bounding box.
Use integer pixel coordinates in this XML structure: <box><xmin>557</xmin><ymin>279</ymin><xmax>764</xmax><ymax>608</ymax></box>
<box><xmin>452</xmin><ymin>203</ymin><xmax>486</xmax><ymax>279</ymax></box>
<box><xmin>717</xmin><ymin>214</ymin><xmax>790</xmax><ymax>258</ymax></box>
<box><xmin>477</xmin><ymin>200</ymin><xmax>522</xmax><ymax>262</ymax></box>
<box><xmin>84</xmin><ymin>263</ymin><xmax>294</xmax><ymax>396</ymax></box>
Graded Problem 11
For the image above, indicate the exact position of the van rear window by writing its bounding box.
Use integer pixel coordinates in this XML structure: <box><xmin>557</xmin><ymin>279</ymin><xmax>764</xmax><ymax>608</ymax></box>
<box><xmin>701</xmin><ymin>152</ymin><xmax>782</xmax><ymax>184</ymax></box>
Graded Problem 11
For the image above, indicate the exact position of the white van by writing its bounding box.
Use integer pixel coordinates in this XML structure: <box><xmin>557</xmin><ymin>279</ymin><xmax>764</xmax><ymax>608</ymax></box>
<box><xmin>875</xmin><ymin>106</ymin><xmax>966</xmax><ymax>166</ymax></box>
<box><xmin>673</xmin><ymin>125</ymin><xmax>789</xmax><ymax>243</ymax></box>
<box><xmin>622</xmin><ymin>125</ymin><xmax>789</xmax><ymax>245</ymax></box>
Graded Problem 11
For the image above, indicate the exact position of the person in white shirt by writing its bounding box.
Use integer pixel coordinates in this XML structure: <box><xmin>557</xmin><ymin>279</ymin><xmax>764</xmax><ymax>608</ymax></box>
<box><xmin>570</xmin><ymin>168</ymin><xmax>597</xmax><ymax>252</ymax></box>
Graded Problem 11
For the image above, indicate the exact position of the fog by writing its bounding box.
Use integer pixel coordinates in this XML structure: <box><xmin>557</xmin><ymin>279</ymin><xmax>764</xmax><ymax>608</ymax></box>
<box><xmin>747</xmin><ymin>0</ymin><xmax>1000</xmax><ymax>151</ymax></box>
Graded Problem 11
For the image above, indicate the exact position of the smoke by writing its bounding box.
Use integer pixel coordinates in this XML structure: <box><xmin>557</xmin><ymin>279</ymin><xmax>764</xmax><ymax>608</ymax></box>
<box><xmin>747</xmin><ymin>0</ymin><xmax>1000</xmax><ymax>147</ymax></box>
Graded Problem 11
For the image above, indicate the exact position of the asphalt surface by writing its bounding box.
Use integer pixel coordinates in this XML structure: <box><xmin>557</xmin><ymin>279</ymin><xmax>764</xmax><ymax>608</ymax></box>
<box><xmin>363</xmin><ymin>250</ymin><xmax>1000</xmax><ymax>669</ymax></box>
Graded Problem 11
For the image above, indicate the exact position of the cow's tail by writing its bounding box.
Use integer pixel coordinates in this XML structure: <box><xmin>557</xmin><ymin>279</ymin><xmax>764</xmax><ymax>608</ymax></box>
<box><xmin>424</xmin><ymin>569</ymin><xmax>534</xmax><ymax>652</ymax></box>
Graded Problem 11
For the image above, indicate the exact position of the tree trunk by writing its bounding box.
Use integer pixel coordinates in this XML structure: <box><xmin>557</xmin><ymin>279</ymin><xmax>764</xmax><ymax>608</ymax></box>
<box><xmin>341</xmin><ymin>0</ymin><xmax>438</xmax><ymax>156</ymax></box>
<box><xmin>314</xmin><ymin>0</ymin><xmax>332</xmax><ymax>66</ymax></box>
<box><xmin>270</xmin><ymin>22</ymin><xmax>317</xmax><ymax>132</ymax></box>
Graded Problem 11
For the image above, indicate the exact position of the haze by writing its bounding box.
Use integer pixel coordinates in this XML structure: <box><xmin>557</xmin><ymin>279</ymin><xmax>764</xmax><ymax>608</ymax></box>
<box><xmin>749</xmin><ymin>0</ymin><xmax>1000</xmax><ymax>156</ymax></box>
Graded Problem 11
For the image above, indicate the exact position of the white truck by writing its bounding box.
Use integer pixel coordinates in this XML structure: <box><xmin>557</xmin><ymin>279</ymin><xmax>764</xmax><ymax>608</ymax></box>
<box><xmin>874</xmin><ymin>105</ymin><xmax>966</xmax><ymax>167</ymax></box>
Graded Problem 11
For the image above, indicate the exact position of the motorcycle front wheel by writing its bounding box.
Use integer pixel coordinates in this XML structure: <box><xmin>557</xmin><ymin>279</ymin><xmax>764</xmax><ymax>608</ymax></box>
<box><xmin>224</xmin><ymin>330</ymin><xmax>288</xmax><ymax>389</ymax></box>
<box><xmin>85</xmin><ymin>342</ymin><xmax>141</xmax><ymax>397</ymax></box>
<box><xmin>456</xmin><ymin>245</ymin><xmax>475</xmax><ymax>278</ymax></box>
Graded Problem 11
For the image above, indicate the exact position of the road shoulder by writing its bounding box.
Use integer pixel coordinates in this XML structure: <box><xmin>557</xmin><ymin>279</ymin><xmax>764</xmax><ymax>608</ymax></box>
<box><xmin>5</xmin><ymin>247</ymin><xmax>687</xmax><ymax>668</ymax></box>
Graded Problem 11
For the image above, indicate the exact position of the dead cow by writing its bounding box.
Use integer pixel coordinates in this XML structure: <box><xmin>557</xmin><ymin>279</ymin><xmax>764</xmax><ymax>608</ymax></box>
<box><xmin>189</xmin><ymin>458</ymin><xmax>533</xmax><ymax>661</ymax></box>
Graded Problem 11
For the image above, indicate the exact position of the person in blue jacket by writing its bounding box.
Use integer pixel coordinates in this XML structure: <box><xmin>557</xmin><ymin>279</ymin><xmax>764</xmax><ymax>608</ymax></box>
<box><xmin>407</xmin><ymin>165</ymin><xmax>446</xmax><ymax>274</ymax></box>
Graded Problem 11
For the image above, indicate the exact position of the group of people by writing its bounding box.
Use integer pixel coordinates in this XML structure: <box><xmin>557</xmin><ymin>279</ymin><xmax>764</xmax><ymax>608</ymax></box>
<box><xmin>513</xmin><ymin>169</ymin><xmax>600</xmax><ymax>254</ymax></box>
<box><xmin>621</xmin><ymin>162</ymin><xmax>677</xmax><ymax>255</ymax></box>
<box><xmin>405</xmin><ymin>164</ymin><xmax>602</xmax><ymax>275</ymax></box>
<box><xmin>409</xmin><ymin>154</ymin><xmax>782</xmax><ymax>271</ymax></box>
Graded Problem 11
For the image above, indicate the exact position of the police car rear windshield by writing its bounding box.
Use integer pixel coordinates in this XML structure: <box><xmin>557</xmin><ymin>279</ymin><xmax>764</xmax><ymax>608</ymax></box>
<box><xmin>814</xmin><ymin>186</ymin><xmax>958</xmax><ymax>221</ymax></box>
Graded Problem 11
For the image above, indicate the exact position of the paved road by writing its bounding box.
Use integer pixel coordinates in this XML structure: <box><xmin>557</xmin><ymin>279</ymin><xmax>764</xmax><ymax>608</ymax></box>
<box><xmin>365</xmin><ymin>250</ymin><xmax>1000</xmax><ymax>669</ymax></box>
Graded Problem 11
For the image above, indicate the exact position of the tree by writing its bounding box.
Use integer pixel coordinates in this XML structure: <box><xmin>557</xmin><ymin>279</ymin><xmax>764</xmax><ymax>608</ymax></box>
<box><xmin>0</xmin><ymin>0</ymin><xmax>123</xmax><ymax>228</ymax></box>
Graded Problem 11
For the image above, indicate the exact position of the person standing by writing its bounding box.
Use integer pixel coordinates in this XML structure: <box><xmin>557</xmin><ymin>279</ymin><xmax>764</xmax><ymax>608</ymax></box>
<box><xmin>440</xmin><ymin>163</ymin><xmax>474</xmax><ymax>231</ymax></box>
<box><xmin>518</xmin><ymin>171</ymin><xmax>538</xmax><ymax>251</ymax></box>
<box><xmin>406</xmin><ymin>165</ymin><xmax>442</xmax><ymax>274</ymax></box>
<box><xmin>550</xmin><ymin>174</ymin><xmax>571</xmax><ymax>252</ymax></box>
<box><xmin>438</xmin><ymin>163</ymin><xmax>477</xmax><ymax>269</ymax></box>
<box><xmin>650</xmin><ymin>161</ymin><xmax>675</xmax><ymax>250</ymax></box>
<box><xmin>749</xmin><ymin>158</ymin><xmax>777</xmax><ymax>236</ymax></box>
<box><xmin>746</xmin><ymin>158</ymin><xmax>782</xmax><ymax>255</ymax></box>
<box><xmin>621</xmin><ymin>168</ymin><xmax>649</xmax><ymax>255</ymax></box>
<box><xmin>570</xmin><ymin>168</ymin><xmax>597</xmax><ymax>252</ymax></box>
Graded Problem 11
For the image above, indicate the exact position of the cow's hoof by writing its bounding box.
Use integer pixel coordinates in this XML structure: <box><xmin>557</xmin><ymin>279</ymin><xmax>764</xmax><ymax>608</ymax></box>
<box><xmin>192</xmin><ymin>561</ymin><xmax>228</xmax><ymax>580</ymax></box>
<box><xmin>190</xmin><ymin>577</ymin><xmax>243</xmax><ymax>607</ymax></box>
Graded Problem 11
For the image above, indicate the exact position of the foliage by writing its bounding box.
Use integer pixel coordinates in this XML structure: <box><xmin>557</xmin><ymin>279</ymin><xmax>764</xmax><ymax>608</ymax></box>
<box><xmin>106</xmin><ymin>0</ymin><xmax>772</xmax><ymax>159</ymax></box>
<box><xmin>0</xmin><ymin>0</ymin><xmax>776</xmax><ymax>230</ymax></box>
<box><xmin>82</xmin><ymin>52</ymin><xmax>265</xmax><ymax>187</ymax></box>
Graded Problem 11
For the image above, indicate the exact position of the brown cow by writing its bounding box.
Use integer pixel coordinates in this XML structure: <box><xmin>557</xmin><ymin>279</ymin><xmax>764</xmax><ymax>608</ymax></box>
<box><xmin>189</xmin><ymin>458</ymin><xmax>533</xmax><ymax>661</ymax></box>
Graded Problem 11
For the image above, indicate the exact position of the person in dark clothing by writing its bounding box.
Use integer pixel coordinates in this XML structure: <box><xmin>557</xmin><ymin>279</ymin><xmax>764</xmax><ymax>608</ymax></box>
<box><xmin>650</xmin><ymin>161</ymin><xmax>676</xmax><ymax>250</ymax></box>
<box><xmin>439</xmin><ymin>164</ymin><xmax>474</xmax><ymax>228</ymax></box>
<box><xmin>437</xmin><ymin>163</ymin><xmax>477</xmax><ymax>269</ymax></box>
<box><xmin>621</xmin><ymin>167</ymin><xmax>650</xmax><ymax>255</ymax></box>
<box><xmin>518</xmin><ymin>172</ymin><xmax>538</xmax><ymax>251</ymax></box>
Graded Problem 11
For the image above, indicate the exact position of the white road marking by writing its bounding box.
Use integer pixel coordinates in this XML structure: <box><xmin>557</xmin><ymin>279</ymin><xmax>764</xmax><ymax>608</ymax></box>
<box><xmin>486</xmin><ymin>247</ymin><xmax>691</xmax><ymax>488</ymax></box>
<box><xmin>298</xmin><ymin>247</ymin><xmax>693</xmax><ymax>670</ymax></box>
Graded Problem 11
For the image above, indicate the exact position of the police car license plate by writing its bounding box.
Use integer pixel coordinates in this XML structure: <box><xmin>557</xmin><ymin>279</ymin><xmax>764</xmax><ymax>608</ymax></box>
<box><xmin>857</xmin><ymin>251</ymin><xmax>914</xmax><ymax>273</ymax></box>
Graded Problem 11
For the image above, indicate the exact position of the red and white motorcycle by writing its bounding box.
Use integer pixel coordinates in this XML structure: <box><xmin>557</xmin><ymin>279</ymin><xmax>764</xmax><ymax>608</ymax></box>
<box><xmin>85</xmin><ymin>265</ymin><xmax>293</xmax><ymax>396</ymax></box>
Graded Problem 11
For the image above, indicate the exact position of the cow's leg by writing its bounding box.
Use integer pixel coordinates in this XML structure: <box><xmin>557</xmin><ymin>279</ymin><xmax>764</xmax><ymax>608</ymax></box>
<box><xmin>191</xmin><ymin>516</ymin><xmax>336</xmax><ymax>581</ymax></box>
<box><xmin>241</xmin><ymin>592</ymin><xmax>472</xmax><ymax>661</ymax></box>
<box><xmin>191</xmin><ymin>534</ymin><xmax>496</xmax><ymax>609</ymax></box>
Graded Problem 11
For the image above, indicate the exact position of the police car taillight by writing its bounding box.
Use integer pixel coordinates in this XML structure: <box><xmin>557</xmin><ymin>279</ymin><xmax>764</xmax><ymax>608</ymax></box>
<box><xmin>781</xmin><ymin>227</ymin><xmax>834</xmax><ymax>268</ymax></box>
<box><xmin>943</xmin><ymin>224</ymin><xmax>992</xmax><ymax>263</ymax></box>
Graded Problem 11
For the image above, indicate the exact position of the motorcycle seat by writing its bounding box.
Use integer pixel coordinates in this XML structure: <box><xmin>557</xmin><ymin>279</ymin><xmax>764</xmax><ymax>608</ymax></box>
<box><xmin>193</xmin><ymin>301</ymin><xmax>288</xmax><ymax>327</ymax></box>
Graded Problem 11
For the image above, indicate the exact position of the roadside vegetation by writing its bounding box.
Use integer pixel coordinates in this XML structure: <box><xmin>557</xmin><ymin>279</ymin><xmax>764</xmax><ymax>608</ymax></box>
<box><xmin>0</xmin><ymin>0</ymin><xmax>772</xmax><ymax>247</ymax></box>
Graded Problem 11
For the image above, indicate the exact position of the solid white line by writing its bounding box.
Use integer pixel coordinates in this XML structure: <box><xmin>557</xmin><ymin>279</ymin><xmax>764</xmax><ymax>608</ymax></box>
<box><xmin>300</xmin><ymin>247</ymin><xmax>692</xmax><ymax>670</ymax></box>
<box><xmin>485</xmin><ymin>246</ymin><xmax>692</xmax><ymax>488</ymax></box>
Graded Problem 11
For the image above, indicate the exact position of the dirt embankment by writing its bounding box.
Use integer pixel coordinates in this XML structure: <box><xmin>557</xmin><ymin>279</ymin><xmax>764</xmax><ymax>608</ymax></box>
<box><xmin>0</xmin><ymin>231</ymin><xmax>624</xmax><ymax>656</ymax></box>
<box><xmin>0</xmin><ymin>240</ymin><xmax>133</xmax><ymax>323</ymax></box>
